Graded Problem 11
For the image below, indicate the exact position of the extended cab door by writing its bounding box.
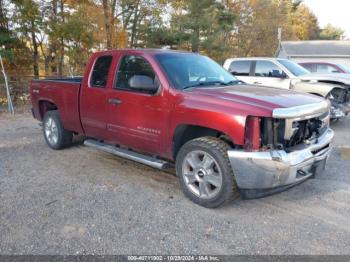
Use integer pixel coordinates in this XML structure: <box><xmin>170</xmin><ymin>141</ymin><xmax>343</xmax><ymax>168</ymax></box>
<box><xmin>249</xmin><ymin>60</ymin><xmax>291</xmax><ymax>89</ymax></box>
<box><xmin>105</xmin><ymin>53</ymin><xmax>169</xmax><ymax>155</ymax></box>
<box><xmin>80</xmin><ymin>54</ymin><xmax>114</xmax><ymax>140</ymax></box>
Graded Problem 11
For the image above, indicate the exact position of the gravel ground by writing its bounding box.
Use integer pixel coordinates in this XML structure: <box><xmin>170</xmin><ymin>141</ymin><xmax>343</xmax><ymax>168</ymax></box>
<box><xmin>0</xmin><ymin>113</ymin><xmax>350</xmax><ymax>255</ymax></box>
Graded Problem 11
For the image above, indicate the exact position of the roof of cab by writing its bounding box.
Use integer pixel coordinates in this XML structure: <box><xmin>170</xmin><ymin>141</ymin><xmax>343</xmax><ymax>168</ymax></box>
<box><xmin>92</xmin><ymin>48</ymin><xmax>195</xmax><ymax>56</ymax></box>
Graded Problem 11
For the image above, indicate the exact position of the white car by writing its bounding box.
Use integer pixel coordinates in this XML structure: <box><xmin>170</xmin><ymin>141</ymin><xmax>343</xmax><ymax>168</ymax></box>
<box><xmin>223</xmin><ymin>57</ymin><xmax>350</xmax><ymax>119</ymax></box>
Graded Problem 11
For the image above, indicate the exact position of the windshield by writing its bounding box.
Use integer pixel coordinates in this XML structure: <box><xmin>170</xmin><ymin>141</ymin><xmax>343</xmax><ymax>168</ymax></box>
<box><xmin>337</xmin><ymin>64</ymin><xmax>350</xmax><ymax>73</ymax></box>
<box><xmin>155</xmin><ymin>53</ymin><xmax>238</xmax><ymax>90</ymax></box>
<box><xmin>278</xmin><ymin>59</ymin><xmax>310</xmax><ymax>77</ymax></box>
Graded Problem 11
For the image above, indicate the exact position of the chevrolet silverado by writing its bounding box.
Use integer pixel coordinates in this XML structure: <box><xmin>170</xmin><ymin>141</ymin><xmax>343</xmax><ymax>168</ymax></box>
<box><xmin>30</xmin><ymin>49</ymin><xmax>334</xmax><ymax>207</ymax></box>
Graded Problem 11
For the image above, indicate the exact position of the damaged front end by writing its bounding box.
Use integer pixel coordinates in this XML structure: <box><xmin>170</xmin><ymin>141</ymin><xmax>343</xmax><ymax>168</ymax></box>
<box><xmin>227</xmin><ymin>101</ymin><xmax>334</xmax><ymax>199</ymax></box>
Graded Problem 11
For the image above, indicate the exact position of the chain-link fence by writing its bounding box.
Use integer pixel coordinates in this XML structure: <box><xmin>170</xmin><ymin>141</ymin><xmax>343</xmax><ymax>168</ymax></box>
<box><xmin>0</xmin><ymin>75</ymin><xmax>32</xmax><ymax>112</ymax></box>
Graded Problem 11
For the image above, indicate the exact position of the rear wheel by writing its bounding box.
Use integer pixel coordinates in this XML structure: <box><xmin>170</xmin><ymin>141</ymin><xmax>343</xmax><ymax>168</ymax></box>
<box><xmin>43</xmin><ymin>110</ymin><xmax>73</xmax><ymax>150</ymax></box>
<box><xmin>176</xmin><ymin>137</ymin><xmax>239</xmax><ymax>208</ymax></box>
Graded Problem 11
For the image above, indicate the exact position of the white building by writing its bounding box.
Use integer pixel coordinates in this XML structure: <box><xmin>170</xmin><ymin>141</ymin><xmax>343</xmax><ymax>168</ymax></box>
<box><xmin>277</xmin><ymin>40</ymin><xmax>350</xmax><ymax>68</ymax></box>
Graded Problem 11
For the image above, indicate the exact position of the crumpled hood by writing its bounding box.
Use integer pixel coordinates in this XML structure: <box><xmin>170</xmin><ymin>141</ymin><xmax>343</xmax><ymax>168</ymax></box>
<box><xmin>300</xmin><ymin>73</ymin><xmax>350</xmax><ymax>85</ymax></box>
<box><xmin>187</xmin><ymin>84</ymin><xmax>324</xmax><ymax>111</ymax></box>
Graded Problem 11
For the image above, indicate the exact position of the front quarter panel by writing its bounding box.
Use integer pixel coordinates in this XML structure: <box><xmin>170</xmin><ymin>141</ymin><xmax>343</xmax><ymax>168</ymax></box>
<box><xmin>167</xmin><ymin>92</ymin><xmax>273</xmax><ymax>158</ymax></box>
<box><xmin>292</xmin><ymin>81</ymin><xmax>342</xmax><ymax>97</ymax></box>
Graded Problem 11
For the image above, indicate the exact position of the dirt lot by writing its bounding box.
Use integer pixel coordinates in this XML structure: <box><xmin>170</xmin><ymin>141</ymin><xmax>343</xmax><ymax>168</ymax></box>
<box><xmin>1</xmin><ymin>112</ymin><xmax>350</xmax><ymax>255</ymax></box>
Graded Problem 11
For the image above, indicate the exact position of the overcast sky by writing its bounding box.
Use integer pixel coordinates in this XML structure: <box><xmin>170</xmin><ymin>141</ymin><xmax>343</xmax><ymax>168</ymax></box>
<box><xmin>303</xmin><ymin>0</ymin><xmax>350</xmax><ymax>39</ymax></box>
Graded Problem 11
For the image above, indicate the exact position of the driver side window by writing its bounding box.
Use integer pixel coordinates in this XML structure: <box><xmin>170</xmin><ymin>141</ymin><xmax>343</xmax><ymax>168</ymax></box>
<box><xmin>115</xmin><ymin>55</ymin><xmax>158</xmax><ymax>93</ymax></box>
<box><xmin>255</xmin><ymin>61</ymin><xmax>285</xmax><ymax>78</ymax></box>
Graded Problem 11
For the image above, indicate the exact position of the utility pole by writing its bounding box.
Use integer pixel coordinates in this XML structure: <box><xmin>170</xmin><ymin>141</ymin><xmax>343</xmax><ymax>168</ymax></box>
<box><xmin>275</xmin><ymin>27</ymin><xmax>282</xmax><ymax>57</ymax></box>
<box><xmin>0</xmin><ymin>46</ymin><xmax>14</xmax><ymax>114</ymax></box>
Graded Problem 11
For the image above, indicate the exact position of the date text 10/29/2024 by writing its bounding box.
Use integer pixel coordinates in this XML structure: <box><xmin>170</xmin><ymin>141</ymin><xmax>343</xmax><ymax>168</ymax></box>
<box><xmin>127</xmin><ymin>255</ymin><xmax>219</xmax><ymax>261</ymax></box>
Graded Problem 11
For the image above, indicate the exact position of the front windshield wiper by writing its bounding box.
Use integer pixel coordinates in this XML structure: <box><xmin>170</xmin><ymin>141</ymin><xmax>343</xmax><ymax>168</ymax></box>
<box><xmin>183</xmin><ymin>80</ymin><xmax>243</xmax><ymax>90</ymax></box>
<box><xmin>225</xmin><ymin>80</ymin><xmax>244</xmax><ymax>85</ymax></box>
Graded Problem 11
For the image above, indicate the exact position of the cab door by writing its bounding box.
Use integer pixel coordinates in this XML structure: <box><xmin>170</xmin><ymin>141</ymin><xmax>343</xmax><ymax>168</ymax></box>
<box><xmin>105</xmin><ymin>54</ymin><xmax>170</xmax><ymax>155</ymax></box>
<box><xmin>80</xmin><ymin>54</ymin><xmax>113</xmax><ymax>140</ymax></box>
<box><xmin>249</xmin><ymin>60</ymin><xmax>291</xmax><ymax>89</ymax></box>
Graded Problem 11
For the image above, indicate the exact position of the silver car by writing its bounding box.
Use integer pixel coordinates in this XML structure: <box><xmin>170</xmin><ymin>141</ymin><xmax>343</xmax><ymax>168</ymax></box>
<box><xmin>223</xmin><ymin>57</ymin><xmax>350</xmax><ymax>119</ymax></box>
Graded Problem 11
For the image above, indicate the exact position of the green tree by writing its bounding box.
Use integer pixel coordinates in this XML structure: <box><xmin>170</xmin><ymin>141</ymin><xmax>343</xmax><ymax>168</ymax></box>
<box><xmin>231</xmin><ymin>0</ymin><xmax>320</xmax><ymax>57</ymax></box>
<box><xmin>117</xmin><ymin>0</ymin><xmax>166</xmax><ymax>48</ymax></box>
<box><xmin>170</xmin><ymin>0</ymin><xmax>217</xmax><ymax>52</ymax></box>
<box><xmin>291</xmin><ymin>3</ymin><xmax>319</xmax><ymax>40</ymax></box>
<box><xmin>319</xmin><ymin>24</ymin><xmax>344</xmax><ymax>40</ymax></box>
<box><xmin>201</xmin><ymin>1</ymin><xmax>236</xmax><ymax>62</ymax></box>
<box><xmin>0</xmin><ymin>0</ymin><xmax>30</xmax><ymax>64</ymax></box>
<box><xmin>12</xmin><ymin>0</ymin><xmax>43</xmax><ymax>77</ymax></box>
<box><xmin>233</xmin><ymin>0</ymin><xmax>295</xmax><ymax>56</ymax></box>
<box><xmin>0</xmin><ymin>0</ymin><xmax>32</xmax><ymax>103</ymax></box>
<box><xmin>39</xmin><ymin>0</ymin><xmax>61</xmax><ymax>76</ymax></box>
<box><xmin>168</xmin><ymin>0</ymin><xmax>236</xmax><ymax>58</ymax></box>
<box><xmin>101</xmin><ymin>0</ymin><xmax>116</xmax><ymax>49</ymax></box>
<box><xmin>61</xmin><ymin>3</ymin><xmax>95</xmax><ymax>75</ymax></box>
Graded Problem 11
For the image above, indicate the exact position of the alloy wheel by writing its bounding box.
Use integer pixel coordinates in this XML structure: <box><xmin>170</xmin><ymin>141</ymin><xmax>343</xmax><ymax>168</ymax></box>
<box><xmin>181</xmin><ymin>150</ymin><xmax>223</xmax><ymax>199</ymax></box>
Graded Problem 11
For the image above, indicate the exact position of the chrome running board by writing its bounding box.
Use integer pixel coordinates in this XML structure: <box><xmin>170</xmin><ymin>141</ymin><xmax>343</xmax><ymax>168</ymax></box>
<box><xmin>84</xmin><ymin>139</ymin><xmax>170</xmax><ymax>170</ymax></box>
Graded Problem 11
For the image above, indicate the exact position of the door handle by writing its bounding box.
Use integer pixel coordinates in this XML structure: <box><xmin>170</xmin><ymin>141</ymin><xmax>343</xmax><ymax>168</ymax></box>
<box><xmin>253</xmin><ymin>82</ymin><xmax>262</xmax><ymax>85</ymax></box>
<box><xmin>108</xmin><ymin>98</ymin><xmax>122</xmax><ymax>105</ymax></box>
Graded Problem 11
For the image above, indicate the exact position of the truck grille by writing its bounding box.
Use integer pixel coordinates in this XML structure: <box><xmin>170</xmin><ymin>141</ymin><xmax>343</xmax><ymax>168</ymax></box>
<box><xmin>260</xmin><ymin>111</ymin><xmax>330</xmax><ymax>150</ymax></box>
<box><xmin>284</xmin><ymin>113</ymin><xmax>328</xmax><ymax>148</ymax></box>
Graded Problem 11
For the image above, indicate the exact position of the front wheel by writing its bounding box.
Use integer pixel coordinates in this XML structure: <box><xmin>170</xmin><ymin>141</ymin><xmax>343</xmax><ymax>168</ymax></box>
<box><xmin>43</xmin><ymin>110</ymin><xmax>73</xmax><ymax>150</ymax></box>
<box><xmin>176</xmin><ymin>137</ymin><xmax>239</xmax><ymax>208</ymax></box>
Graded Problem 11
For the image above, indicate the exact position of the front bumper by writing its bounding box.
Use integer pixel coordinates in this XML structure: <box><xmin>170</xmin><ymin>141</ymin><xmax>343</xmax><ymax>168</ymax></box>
<box><xmin>228</xmin><ymin>128</ymin><xmax>334</xmax><ymax>198</ymax></box>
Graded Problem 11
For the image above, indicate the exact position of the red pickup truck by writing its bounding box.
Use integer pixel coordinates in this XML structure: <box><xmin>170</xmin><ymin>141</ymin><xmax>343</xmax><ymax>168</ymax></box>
<box><xmin>30</xmin><ymin>49</ymin><xmax>334</xmax><ymax>207</ymax></box>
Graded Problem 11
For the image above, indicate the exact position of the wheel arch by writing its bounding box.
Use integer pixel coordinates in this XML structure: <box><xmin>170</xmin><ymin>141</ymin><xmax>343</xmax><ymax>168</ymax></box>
<box><xmin>172</xmin><ymin>124</ymin><xmax>234</xmax><ymax>159</ymax></box>
<box><xmin>317</xmin><ymin>80</ymin><xmax>348</xmax><ymax>87</ymax></box>
<box><xmin>309</xmin><ymin>92</ymin><xmax>323</xmax><ymax>97</ymax></box>
<box><xmin>325</xmin><ymin>86</ymin><xmax>347</xmax><ymax>98</ymax></box>
<box><xmin>38</xmin><ymin>99</ymin><xmax>58</xmax><ymax>120</ymax></box>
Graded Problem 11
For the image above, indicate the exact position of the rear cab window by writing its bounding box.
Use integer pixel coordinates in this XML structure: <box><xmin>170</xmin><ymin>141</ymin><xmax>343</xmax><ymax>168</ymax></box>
<box><xmin>229</xmin><ymin>60</ymin><xmax>252</xmax><ymax>76</ymax></box>
<box><xmin>90</xmin><ymin>55</ymin><xmax>113</xmax><ymax>88</ymax></box>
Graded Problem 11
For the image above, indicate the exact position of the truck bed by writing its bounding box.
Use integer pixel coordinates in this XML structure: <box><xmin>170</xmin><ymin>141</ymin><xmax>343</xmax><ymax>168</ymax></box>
<box><xmin>30</xmin><ymin>78</ymin><xmax>83</xmax><ymax>133</ymax></box>
<box><xmin>33</xmin><ymin>77</ymin><xmax>83</xmax><ymax>83</ymax></box>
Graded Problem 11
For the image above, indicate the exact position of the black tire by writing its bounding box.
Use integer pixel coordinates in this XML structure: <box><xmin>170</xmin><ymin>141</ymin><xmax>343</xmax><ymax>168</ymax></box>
<box><xmin>42</xmin><ymin>110</ymin><xmax>73</xmax><ymax>150</ymax></box>
<box><xmin>176</xmin><ymin>136</ymin><xmax>239</xmax><ymax>208</ymax></box>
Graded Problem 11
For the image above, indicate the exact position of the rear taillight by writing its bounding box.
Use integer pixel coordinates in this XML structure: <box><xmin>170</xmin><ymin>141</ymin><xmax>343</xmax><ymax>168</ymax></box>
<box><xmin>244</xmin><ymin>116</ymin><xmax>261</xmax><ymax>151</ymax></box>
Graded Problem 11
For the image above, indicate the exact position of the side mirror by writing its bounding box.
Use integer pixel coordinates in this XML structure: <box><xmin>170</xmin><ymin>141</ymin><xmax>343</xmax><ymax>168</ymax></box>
<box><xmin>281</xmin><ymin>72</ymin><xmax>288</xmax><ymax>79</ymax></box>
<box><xmin>271</xmin><ymin>70</ymin><xmax>287</xmax><ymax>79</ymax></box>
<box><xmin>129</xmin><ymin>75</ymin><xmax>158</xmax><ymax>92</ymax></box>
